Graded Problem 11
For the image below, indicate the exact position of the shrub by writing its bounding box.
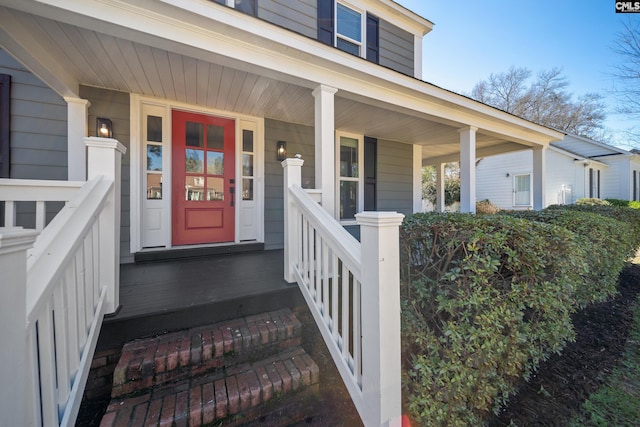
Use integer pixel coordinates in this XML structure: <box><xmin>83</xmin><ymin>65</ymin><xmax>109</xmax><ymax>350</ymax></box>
<box><xmin>576</xmin><ymin>198</ymin><xmax>611</xmax><ymax>206</ymax></box>
<box><xmin>504</xmin><ymin>209</ymin><xmax>632</xmax><ymax>306</ymax></box>
<box><xmin>400</xmin><ymin>213</ymin><xmax>586</xmax><ymax>426</ymax></box>
<box><xmin>476</xmin><ymin>199</ymin><xmax>501</xmax><ymax>215</ymax></box>
<box><xmin>605</xmin><ymin>198</ymin><xmax>640</xmax><ymax>210</ymax></box>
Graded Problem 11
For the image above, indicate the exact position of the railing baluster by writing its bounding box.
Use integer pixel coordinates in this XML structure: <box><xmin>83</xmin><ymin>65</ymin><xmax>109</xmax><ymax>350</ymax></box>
<box><xmin>353</xmin><ymin>279</ymin><xmax>362</xmax><ymax>387</ymax></box>
<box><xmin>341</xmin><ymin>262</ymin><xmax>350</xmax><ymax>362</ymax></box>
<box><xmin>4</xmin><ymin>200</ymin><xmax>15</xmax><ymax>226</ymax></box>
<box><xmin>35</xmin><ymin>201</ymin><xmax>46</xmax><ymax>231</ymax></box>
<box><xmin>37</xmin><ymin>306</ymin><xmax>59</xmax><ymax>427</ymax></box>
<box><xmin>322</xmin><ymin>241</ymin><xmax>330</xmax><ymax>325</ymax></box>
<box><xmin>308</xmin><ymin>225</ymin><xmax>315</xmax><ymax>298</ymax></box>
<box><xmin>84</xmin><ymin>233</ymin><xmax>94</xmax><ymax>320</ymax></box>
<box><xmin>64</xmin><ymin>264</ymin><xmax>80</xmax><ymax>374</ymax></box>
<box><xmin>75</xmin><ymin>251</ymin><xmax>87</xmax><ymax>349</ymax></box>
<box><xmin>53</xmin><ymin>282</ymin><xmax>71</xmax><ymax>410</ymax></box>
<box><xmin>331</xmin><ymin>253</ymin><xmax>339</xmax><ymax>342</ymax></box>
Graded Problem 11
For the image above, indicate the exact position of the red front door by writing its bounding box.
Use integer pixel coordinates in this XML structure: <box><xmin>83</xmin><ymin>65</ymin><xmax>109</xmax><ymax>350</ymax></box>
<box><xmin>172</xmin><ymin>111</ymin><xmax>235</xmax><ymax>245</ymax></box>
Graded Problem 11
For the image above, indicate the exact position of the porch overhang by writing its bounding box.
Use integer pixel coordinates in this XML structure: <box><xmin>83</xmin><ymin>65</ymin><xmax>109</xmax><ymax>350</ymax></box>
<box><xmin>0</xmin><ymin>0</ymin><xmax>564</xmax><ymax>164</ymax></box>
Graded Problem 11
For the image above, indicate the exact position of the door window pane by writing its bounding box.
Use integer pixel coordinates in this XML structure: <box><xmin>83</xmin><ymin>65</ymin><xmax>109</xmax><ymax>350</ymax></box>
<box><xmin>207</xmin><ymin>125</ymin><xmax>224</xmax><ymax>150</ymax></box>
<box><xmin>242</xmin><ymin>129</ymin><xmax>254</xmax><ymax>152</ymax></box>
<box><xmin>146</xmin><ymin>173</ymin><xmax>162</xmax><ymax>200</ymax></box>
<box><xmin>242</xmin><ymin>153</ymin><xmax>253</xmax><ymax>176</ymax></box>
<box><xmin>185</xmin><ymin>122</ymin><xmax>204</xmax><ymax>147</ymax></box>
<box><xmin>147</xmin><ymin>145</ymin><xmax>162</xmax><ymax>171</ymax></box>
<box><xmin>340</xmin><ymin>181</ymin><xmax>358</xmax><ymax>220</ymax></box>
<box><xmin>514</xmin><ymin>175</ymin><xmax>531</xmax><ymax>206</ymax></box>
<box><xmin>207</xmin><ymin>177</ymin><xmax>224</xmax><ymax>201</ymax></box>
<box><xmin>147</xmin><ymin>116</ymin><xmax>162</xmax><ymax>142</ymax></box>
<box><xmin>242</xmin><ymin>178</ymin><xmax>253</xmax><ymax>201</ymax></box>
<box><xmin>207</xmin><ymin>152</ymin><xmax>224</xmax><ymax>175</ymax></box>
<box><xmin>185</xmin><ymin>149</ymin><xmax>204</xmax><ymax>173</ymax></box>
<box><xmin>185</xmin><ymin>176</ymin><xmax>205</xmax><ymax>200</ymax></box>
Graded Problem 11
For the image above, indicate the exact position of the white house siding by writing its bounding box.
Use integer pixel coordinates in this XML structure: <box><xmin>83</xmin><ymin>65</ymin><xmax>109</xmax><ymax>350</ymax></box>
<box><xmin>78</xmin><ymin>86</ymin><xmax>133</xmax><ymax>263</ymax></box>
<box><xmin>600</xmin><ymin>156</ymin><xmax>630</xmax><ymax>200</ymax></box>
<box><xmin>0</xmin><ymin>49</ymin><xmax>67</xmax><ymax>228</ymax></box>
<box><xmin>476</xmin><ymin>150</ymin><xmax>532</xmax><ymax>210</ymax></box>
<box><xmin>264</xmin><ymin>119</ymin><xmax>316</xmax><ymax>250</ymax></box>
<box><xmin>545</xmin><ymin>149</ymin><xmax>578</xmax><ymax>205</ymax></box>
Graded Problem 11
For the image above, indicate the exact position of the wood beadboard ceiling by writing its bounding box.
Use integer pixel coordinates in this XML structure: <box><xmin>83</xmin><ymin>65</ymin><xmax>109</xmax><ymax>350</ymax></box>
<box><xmin>9</xmin><ymin>9</ymin><xmax>526</xmax><ymax>161</ymax></box>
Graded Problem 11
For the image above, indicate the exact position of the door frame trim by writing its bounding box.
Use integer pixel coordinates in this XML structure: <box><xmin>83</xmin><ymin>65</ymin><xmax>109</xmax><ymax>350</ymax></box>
<box><xmin>130</xmin><ymin>94</ymin><xmax>265</xmax><ymax>254</ymax></box>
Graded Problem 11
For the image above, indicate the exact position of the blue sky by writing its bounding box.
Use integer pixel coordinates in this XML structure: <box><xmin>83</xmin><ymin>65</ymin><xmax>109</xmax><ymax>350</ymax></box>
<box><xmin>394</xmin><ymin>0</ymin><xmax>639</xmax><ymax>148</ymax></box>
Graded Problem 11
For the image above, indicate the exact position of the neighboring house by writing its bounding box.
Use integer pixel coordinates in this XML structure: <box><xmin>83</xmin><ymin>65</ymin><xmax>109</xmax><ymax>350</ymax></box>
<box><xmin>476</xmin><ymin>133</ymin><xmax>640</xmax><ymax>209</ymax></box>
<box><xmin>0</xmin><ymin>0</ymin><xmax>566</xmax><ymax>425</ymax></box>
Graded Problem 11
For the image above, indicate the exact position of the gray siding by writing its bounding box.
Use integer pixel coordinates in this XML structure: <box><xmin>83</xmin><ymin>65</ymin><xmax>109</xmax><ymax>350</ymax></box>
<box><xmin>264</xmin><ymin>119</ymin><xmax>315</xmax><ymax>250</ymax></box>
<box><xmin>376</xmin><ymin>139</ymin><xmax>413</xmax><ymax>215</ymax></box>
<box><xmin>379</xmin><ymin>19</ymin><xmax>414</xmax><ymax>77</ymax></box>
<box><xmin>0</xmin><ymin>50</ymin><xmax>67</xmax><ymax>180</ymax></box>
<box><xmin>79</xmin><ymin>86</ymin><xmax>133</xmax><ymax>263</ymax></box>
<box><xmin>258</xmin><ymin>0</ymin><xmax>317</xmax><ymax>39</ymax></box>
<box><xmin>0</xmin><ymin>50</ymin><xmax>67</xmax><ymax>229</ymax></box>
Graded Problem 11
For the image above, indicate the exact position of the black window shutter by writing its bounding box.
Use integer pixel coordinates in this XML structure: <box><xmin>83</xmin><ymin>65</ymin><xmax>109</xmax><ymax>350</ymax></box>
<box><xmin>318</xmin><ymin>0</ymin><xmax>334</xmax><ymax>46</ymax></box>
<box><xmin>597</xmin><ymin>170</ymin><xmax>601</xmax><ymax>199</ymax></box>
<box><xmin>589</xmin><ymin>168</ymin><xmax>594</xmax><ymax>198</ymax></box>
<box><xmin>364</xmin><ymin>136</ymin><xmax>377</xmax><ymax>211</ymax></box>
<box><xmin>366</xmin><ymin>13</ymin><xmax>379</xmax><ymax>63</ymax></box>
<box><xmin>635</xmin><ymin>171</ymin><xmax>638</xmax><ymax>201</ymax></box>
<box><xmin>0</xmin><ymin>74</ymin><xmax>10</xmax><ymax>178</ymax></box>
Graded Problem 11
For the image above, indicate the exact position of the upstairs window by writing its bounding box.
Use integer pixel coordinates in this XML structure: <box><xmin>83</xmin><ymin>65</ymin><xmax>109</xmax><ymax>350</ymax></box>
<box><xmin>318</xmin><ymin>0</ymin><xmax>379</xmax><ymax>63</ymax></box>
<box><xmin>211</xmin><ymin>0</ymin><xmax>257</xmax><ymax>16</ymax></box>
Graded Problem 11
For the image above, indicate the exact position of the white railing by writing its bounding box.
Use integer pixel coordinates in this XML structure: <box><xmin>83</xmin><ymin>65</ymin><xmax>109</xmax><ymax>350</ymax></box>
<box><xmin>0</xmin><ymin>138</ymin><xmax>125</xmax><ymax>427</ymax></box>
<box><xmin>282</xmin><ymin>158</ymin><xmax>404</xmax><ymax>427</ymax></box>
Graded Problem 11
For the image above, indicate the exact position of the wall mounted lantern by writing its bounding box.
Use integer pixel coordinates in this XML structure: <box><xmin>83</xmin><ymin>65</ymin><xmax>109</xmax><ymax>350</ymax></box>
<box><xmin>97</xmin><ymin>117</ymin><xmax>113</xmax><ymax>138</ymax></box>
<box><xmin>276</xmin><ymin>140</ymin><xmax>287</xmax><ymax>161</ymax></box>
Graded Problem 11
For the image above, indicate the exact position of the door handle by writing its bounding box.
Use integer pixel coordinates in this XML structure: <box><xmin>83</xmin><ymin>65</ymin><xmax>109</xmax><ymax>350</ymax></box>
<box><xmin>229</xmin><ymin>186</ymin><xmax>235</xmax><ymax>206</ymax></box>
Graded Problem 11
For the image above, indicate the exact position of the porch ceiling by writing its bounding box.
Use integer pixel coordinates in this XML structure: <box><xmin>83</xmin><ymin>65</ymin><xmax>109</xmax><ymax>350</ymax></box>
<box><xmin>0</xmin><ymin>3</ymin><xmax>558</xmax><ymax>164</ymax></box>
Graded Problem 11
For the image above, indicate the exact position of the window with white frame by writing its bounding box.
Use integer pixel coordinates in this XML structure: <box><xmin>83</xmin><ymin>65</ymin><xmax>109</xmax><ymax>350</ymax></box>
<box><xmin>337</xmin><ymin>133</ymin><xmax>363</xmax><ymax>221</ymax></box>
<box><xmin>336</xmin><ymin>2</ymin><xmax>363</xmax><ymax>56</ymax></box>
<box><xmin>513</xmin><ymin>174</ymin><xmax>532</xmax><ymax>206</ymax></box>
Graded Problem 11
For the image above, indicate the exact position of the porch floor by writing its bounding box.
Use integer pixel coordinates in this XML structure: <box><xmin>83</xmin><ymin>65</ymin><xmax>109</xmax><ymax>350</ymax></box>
<box><xmin>98</xmin><ymin>249</ymin><xmax>303</xmax><ymax>350</ymax></box>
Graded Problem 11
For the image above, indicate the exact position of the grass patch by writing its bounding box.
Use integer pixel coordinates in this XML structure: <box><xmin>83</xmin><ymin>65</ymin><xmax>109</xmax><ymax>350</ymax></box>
<box><xmin>569</xmin><ymin>295</ymin><xmax>640</xmax><ymax>427</ymax></box>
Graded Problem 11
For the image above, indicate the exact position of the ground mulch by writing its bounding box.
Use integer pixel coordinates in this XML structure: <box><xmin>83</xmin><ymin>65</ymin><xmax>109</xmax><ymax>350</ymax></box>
<box><xmin>486</xmin><ymin>263</ymin><xmax>640</xmax><ymax>427</ymax></box>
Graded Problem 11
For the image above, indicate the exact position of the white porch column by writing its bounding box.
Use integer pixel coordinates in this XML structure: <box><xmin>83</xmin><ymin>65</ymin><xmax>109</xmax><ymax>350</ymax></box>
<box><xmin>0</xmin><ymin>227</ymin><xmax>38</xmax><ymax>427</ymax></box>
<box><xmin>312</xmin><ymin>85</ymin><xmax>337</xmax><ymax>217</ymax></box>
<box><xmin>282</xmin><ymin>157</ymin><xmax>304</xmax><ymax>283</ymax></box>
<box><xmin>459</xmin><ymin>126</ymin><xmax>477</xmax><ymax>213</ymax></box>
<box><xmin>356</xmin><ymin>211</ymin><xmax>404</xmax><ymax>427</ymax></box>
<box><xmin>85</xmin><ymin>137</ymin><xmax>126</xmax><ymax>313</ymax></box>
<box><xmin>435</xmin><ymin>162</ymin><xmax>445</xmax><ymax>212</ymax></box>
<box><xmin>533</xmin><ymin>146</ymin><xmax>547</xmax><ymax>210</ymax></box>
<box><xmin>65</xmin><ymin>97</ymin><xmax>90</xmax><ymax>181</ymax></box>
<box><xmin>413</xmin><ymin>145</ymin><xmax>423</xmax><ymax>213</ymax></box>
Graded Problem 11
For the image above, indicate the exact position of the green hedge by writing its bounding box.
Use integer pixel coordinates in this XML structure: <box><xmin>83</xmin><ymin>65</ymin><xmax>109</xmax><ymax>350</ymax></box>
<box><xmin>504</xmin><ymin>208</ymin><xmax>635</xmax><ymax>306</ymax></box>
<box><xmin>400</xmin><ymin>213</ymin><xmax>587</xmax><ymax>426</ymax></box>
<box><xmin>605</xmin><ymin>198</ymin><xmax>640</xmax><ymax>210</ymax></box>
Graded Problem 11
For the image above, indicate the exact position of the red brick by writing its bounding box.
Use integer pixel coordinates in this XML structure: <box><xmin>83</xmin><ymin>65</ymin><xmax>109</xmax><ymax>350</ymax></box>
<box><xmin>190</xmin><ymin>333</ymin><xmax>202</xmax><ymax>366</ymax></box>
<box><xmin>113</xmin><ymin>350</ymin><xmax>135</xmax><ymax>386</ymax></box>
<box><xmin>144</xmin><ymin>398</ymin><xmax>163</xmax><ymax>427</ymax></box>
<box><xmin>141</xmin><ymin>342</ymin><xmax>157</xmax><ymax>378</ymax></box>
<box><xmin>284</xmin><ymin>359</ymin><xmax>302</xmax><ymax>390</ymax></box>
<box><xmin>274</xmin><ymin>361</ymin><xmax>292</xmax><ymax>393</ymax></box>
<box><xmin>166</xmin><ymin>337</ymin><xmax>180</xmax><ymax>371</ymax></box>
<box><xmin>255</xmin><ymin>366</ymin><xmax>273</xmax><ymax>402</ymax></box>
<box><xmin>232</xmin><ymin>328</ymin><xmax>243</xmax><ymax>353</ymax></box>
<box><xmin>99</xmin><ymin>411</ymin><xmax>117</xmax><ymax>427</ymax></box>
<box><xmin>235</xmin><ymin>372</ymin><xmax>251</xmax><ymax>412</ymax></box>
<box><xmin>222</xmin><ymin>327</ymin><xmax>233</xmax><ymax>354</ymax></box>
<box><xmin>257</xmin><ymin>321</ymin><xmax>270</xmax><ymax>345</ymax></box>
<box><xmin>213</xmin><ymin>327</ymin><xmax>224</xmax><ymax>357</ymax></box>
<box><xmin>265</xmin><ymin>362</ymin><xmax>283</xmax><ymax>395</ymax></box>
<box><xmin>159</xmin><ymin>394</ymin><xmax>176</xmax><ymax>427</ymax></box>
<box><xmin>226</xmin><ymin>376</ymin><xmax>240</xmax><ymax>415</ymax></box>
<box><xmin>154</xmin><ymin>341</ymin><xmax>168</xmax><ymax>373</ymax></box>
<box><xmin>113</xmin><ymin>404</ymin><xmax>134</xmax><ymax>427</ymax></box>
<box><xmin>264</xmin><ymin>319</ymin><xmax>277</xmax><ymax>341</ymax></box>
<box><xmin>91</xmin><ymin>355</ymin><xmax>108</xmax><ymax>369</ymax></box>
<box><xmin>202</xmin><ymin>330</ymin><xmax>213</xmax><ymax>361</ymax></box>
<box><xmin>179</xmin><ymin>337</ymin><xmax>191</xmax><ymax>367</ymax></box>
<box><xmin>239</xmin><ymin>325</ymin><xmax>252</xmax><ymax>351</ymax></box>
<box><xmin>245</xmin><ymin>370</ymin><xmax>262</xmax><ymax>407</ymax></box>
<box><xmin>202</xmin><ymin>383</ymin><xmax>215</xmax><ymax>424</ymax></box>
<box><xmin>292</xmin><ymin>354</ymin><xmax>311</xmax><ymax>386</ymax></box>
<box><xmin>301</xmin><ymin>353</ymin><xmax>320</xmax><ymax>384</ymax></box>
<box><xmin>174</xmin><ymin>390</ymin><xmax>189</xmax><ymax>427</ymax></box>
<box><xmin>214</xmin><ymin>379</ymin><xmax>228</xmax><ymax>419</ymax></box>
<box><xmin>131</xmin><ymin>402</ymin><xmax>149</xmax><ymax>426</ymax></box>
<box><xmin>188</xmin><ymin>385</ymin><xmax>202</xmax><ymax>427</ymax></box>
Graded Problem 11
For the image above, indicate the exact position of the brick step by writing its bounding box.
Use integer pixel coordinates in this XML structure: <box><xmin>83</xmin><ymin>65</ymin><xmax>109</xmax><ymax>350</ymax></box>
<box><xmin>99</xmin><ymin>347</ymin><xmax>320</xmax><ymax>427</ymax></box>
<box><xmin>111</xmin><ymin>309</ymin><xmax>301</xmax><ymax>398</ymax></box>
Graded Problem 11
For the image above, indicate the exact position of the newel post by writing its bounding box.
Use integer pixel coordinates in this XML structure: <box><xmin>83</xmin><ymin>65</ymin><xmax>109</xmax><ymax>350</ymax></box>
<box><xmin>0</xmin><ymin>227</ymin><xmax>38</xmax><ymax>427</ymax></box>
<box><xmin>85</xmin><ymin>137</ymin><xmax>126</xmax><ymax>314</ymax></box>
<box><xmin>282</xmin><ymin>157</ymin><xmax>304</xmax><ymax>283</ymax></box>
<box><xmin>356</xmin><ymin>211</ymin><xmax>405</xmax><ymax>427</ymax></box>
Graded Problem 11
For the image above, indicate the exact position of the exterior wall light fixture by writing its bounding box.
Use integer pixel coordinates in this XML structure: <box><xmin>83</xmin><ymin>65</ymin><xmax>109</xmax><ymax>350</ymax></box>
<box><xmin>97</xmin><ymin>117</ymin><xmax>113</xmax><ymax>138</ymax></box>
<box><xmin>276</xmin><ymin>140</ymin><xmax>287</xmax><ymax>161</ymax></box>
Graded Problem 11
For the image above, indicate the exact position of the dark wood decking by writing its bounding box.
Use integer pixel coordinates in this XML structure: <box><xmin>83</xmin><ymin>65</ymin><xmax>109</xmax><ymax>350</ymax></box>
<box><xmin>98</xmin><ymin>249</ymin><xmax>304</xmax><ymax>350</ymax></box>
